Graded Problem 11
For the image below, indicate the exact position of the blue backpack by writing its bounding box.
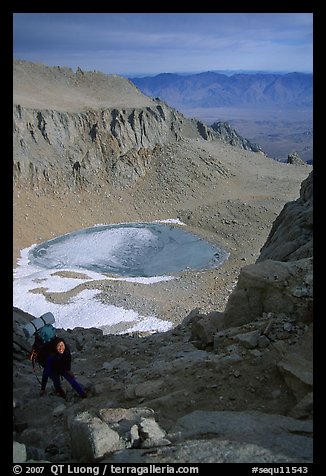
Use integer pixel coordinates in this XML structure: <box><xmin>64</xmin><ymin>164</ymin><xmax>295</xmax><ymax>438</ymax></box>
<box><xmin>35</xmin><ymin>324</ymin><xmax>56</xmax><ymax>344</ymax></box>
<box><xmin>29</xmin><ymin>324</ymin><xmax>57</xmax><ymax>368</ymax></box>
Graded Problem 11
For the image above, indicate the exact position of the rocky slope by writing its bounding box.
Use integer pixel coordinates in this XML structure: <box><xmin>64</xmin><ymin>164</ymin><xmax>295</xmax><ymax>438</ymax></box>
<box><xmin>13</xmin><ymin>60</ymin><xmax>313</xmax><ymax>463</ymax></box>
<box><xmin>13</xmin><ymin>173</ymin><xmax>313</xmax><ymax>463</ymax></box>
<box><xmin>13</xmin><ymin>302</ymin><xmax>313</xmax><ymax>463</ymax></box>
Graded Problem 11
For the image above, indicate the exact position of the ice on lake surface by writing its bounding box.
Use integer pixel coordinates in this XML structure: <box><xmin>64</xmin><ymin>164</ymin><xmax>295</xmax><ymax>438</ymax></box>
<box><xmin>29</xmin><ymin>222</ymin><xmax>229</xmax><ymax>277</ymax></box>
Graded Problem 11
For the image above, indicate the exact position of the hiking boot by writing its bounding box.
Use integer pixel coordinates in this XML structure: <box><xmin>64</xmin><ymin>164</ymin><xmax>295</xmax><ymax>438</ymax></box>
<box><xmin>56</xmin><ymin>387</ymin><xmax>66</xmax><ymax>398</ymax></box>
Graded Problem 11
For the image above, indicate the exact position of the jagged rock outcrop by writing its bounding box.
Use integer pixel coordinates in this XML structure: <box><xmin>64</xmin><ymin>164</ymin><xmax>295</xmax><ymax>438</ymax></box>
<box><xmin>221</xmin><ymin>171</ymin><xmax>313</xmax><ymax>328</ymax></box>
<box><xmin>220</xmin><ymin>257</ymin><xmax>312</xmax><ymax>327</ymax></box>
<box><xmin>287</xmin><ymin>151</ymin><xmax>306</xmax><ymax>166</ymax></box>
<box><xmin>211</xmin><ymin>121</ymin><xmax>264</xmax><ymax>153</ymax></box>
<box><xmin>258</xmin><ymin>171</ymin><xmax>313</xmax><ymax>262</ymax></box>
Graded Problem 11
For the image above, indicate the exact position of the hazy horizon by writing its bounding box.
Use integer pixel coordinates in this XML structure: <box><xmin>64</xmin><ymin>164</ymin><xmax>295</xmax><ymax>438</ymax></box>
<box><xmin>13</xmin><ymin>58</ymin><xmax>313</xmax><ymax>78</ymax></box>
<box><xmin>13</xmin><ymin>13</ymin><xmax>313</xmax><ymax>76</ymax></box>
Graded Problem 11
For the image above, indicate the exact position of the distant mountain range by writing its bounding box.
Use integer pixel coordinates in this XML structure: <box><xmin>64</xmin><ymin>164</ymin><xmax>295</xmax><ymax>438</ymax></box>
<box><xmin>129</xmin><ymin>72</ymin><xmax>312</xmax><ymax>109</ymax></box>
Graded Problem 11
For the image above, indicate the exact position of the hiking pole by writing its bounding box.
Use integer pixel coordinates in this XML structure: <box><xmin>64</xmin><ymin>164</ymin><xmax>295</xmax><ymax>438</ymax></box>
<box><xmin>27</xmin><ymin>351</ymin><xmax>43</xmax><ymax>386</ymax></box>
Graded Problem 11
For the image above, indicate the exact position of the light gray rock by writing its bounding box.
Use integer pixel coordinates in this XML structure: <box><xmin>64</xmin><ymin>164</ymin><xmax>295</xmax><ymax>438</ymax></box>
<box><xmin>52</xmin><ymin>403</ymin><xmax>66</xmax><ymax>417</ymax></box>
<box><xmin>13</xmin><ymin>441</ymin><xmax>27</xmax><ymax>463</ymax></box>
<box><xmin>211</xmin><ymin>121</ymin><xmax>264</xmax><ymax>153</ymax></box>
<box><xmin>222</xmin><ymin>257</ymin><xmax>313</xmax><ymax>327</ymax></box>
<box><xmin>98</xmin><ymin>407</ymin><xmax>154</xmax><ymax>425</ymax></box>
<box><xmin>231</xmin><ymin>329</ymin><xmax>261</xmax><ymax>349</ymax></box>
<box><xmin>191</xmin><ymin>311</ymin><xmax>224</xmax><ymax>344</ymax></box>
<box><xmin>13</xmin><ymin>95</ymin><xmax>222</xmax><ymax>190</ymax></box>
<box><xmin>138</xmin><ymin>417</ymin><xmax>171</xmax><ymax>448</ymax></box>
<box><xmin>287</xmin><ymin>152</ymin><xmax>306</xmax><ymax>166</ymax></box>
<box><xmin>70</xmin><ymin>412</ymin><xmax>124</xmax><ymax>462</ymax></box>
<box><xmin>174</xmin><ymin>410</ymin><xmax>313</xmax><ymax>462</ymax></box>
<box><xmin>103</xmin><ymin>439</ymin><xmax>296</xmax><ymax>463</ymax></box>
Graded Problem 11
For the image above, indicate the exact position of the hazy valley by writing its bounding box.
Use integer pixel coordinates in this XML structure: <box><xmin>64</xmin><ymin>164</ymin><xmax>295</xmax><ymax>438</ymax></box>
<box><xmin>181</xmin><ymin>106</ymin><xmax>312</xmax><ymax>163</ymax></box>
<box><xmin>130</xmin><ymin>72</ymin><xmax>313</xmax><ymax>163</ymax></box>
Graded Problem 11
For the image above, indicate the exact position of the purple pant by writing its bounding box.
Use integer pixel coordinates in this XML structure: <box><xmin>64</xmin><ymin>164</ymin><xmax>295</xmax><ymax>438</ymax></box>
<box><xmin>51</xmin><ymin>371</ymin><xmax>85</xmax><ymax>396</ymax></box>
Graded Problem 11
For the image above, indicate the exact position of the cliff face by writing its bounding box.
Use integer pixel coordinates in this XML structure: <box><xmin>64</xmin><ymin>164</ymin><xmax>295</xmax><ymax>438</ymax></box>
<box><xmin>13</xmin><ymin>102</ymin><xmax>216</xmax><ymax>189</ymax></box>
<box><xmin>257</xmin><ymin>172</ymin><xmax>313</xmax><ymax>262</ymax></box>
<box><xmin>222</xmin><ymin>171</ymin><xmax>313</xmax><ymax>327</ymax></box>
<box><xmin>13</xmin><ymin>60</ymin><xmax>264</xmax><ymax>191</ymax></box>
<box><xmin>13</xmin><ymin>60</ymin><xmax>219</xmax><ymax>190</ymax></box>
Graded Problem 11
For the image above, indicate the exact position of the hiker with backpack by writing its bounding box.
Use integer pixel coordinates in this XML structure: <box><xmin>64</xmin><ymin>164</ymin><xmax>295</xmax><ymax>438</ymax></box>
<box><xmin>25</xmin><ymin>313</ymin><xmax>87</xmax><ymax>399</ymax></box>
<box><xmin>39</xmin><ymin>336</ymin><xmax>87</xmax><ymax>399</ymax></box>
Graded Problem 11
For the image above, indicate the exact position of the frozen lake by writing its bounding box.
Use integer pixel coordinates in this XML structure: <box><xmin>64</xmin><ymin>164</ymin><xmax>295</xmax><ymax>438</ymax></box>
<box><xmin>29</xmin><ymin>222</ymin><xmax>229</xmax><ymax>277</ymax></box>
<box><xmin>14</xmin><ymin>220</ymin><xmax>229</xmax><ymax>334</ymax></box>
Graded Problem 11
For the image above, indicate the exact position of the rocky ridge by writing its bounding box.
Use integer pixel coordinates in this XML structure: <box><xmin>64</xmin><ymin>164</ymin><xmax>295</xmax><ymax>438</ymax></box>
<box><xmin>13</xmin><ymin>60</ymin><xmax>313</xmax><ymax>463</ymax></box>
<box><xmin>211</xmin><ymin>121</ymin><xmax>263</xmax><ymax>153</ymax></box>
<box><xmin>13</xmin><ymin>60</ymin><xmax>265</xmax><ymax>192</ymax></box>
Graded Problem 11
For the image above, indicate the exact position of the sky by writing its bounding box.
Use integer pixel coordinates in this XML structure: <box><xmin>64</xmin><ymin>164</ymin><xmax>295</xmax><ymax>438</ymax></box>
<box><xmin>12</xmin><ymin>13</ymin><xmax>313</xmax><ymax>76</ymax></box>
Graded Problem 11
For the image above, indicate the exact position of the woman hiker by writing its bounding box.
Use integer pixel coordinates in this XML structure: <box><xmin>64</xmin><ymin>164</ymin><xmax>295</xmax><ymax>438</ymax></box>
<box><xmin>39</xmin><ymin>337</ymin><xmax>87</xmax><ymax>399</ymax></box>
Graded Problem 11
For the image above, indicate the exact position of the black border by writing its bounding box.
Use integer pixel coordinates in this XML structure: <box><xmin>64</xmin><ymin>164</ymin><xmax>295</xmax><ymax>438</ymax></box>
<box><xmin>8</xmin><ymin>3</ymin><xmax>320</xmax><ymax>472</ymax></box>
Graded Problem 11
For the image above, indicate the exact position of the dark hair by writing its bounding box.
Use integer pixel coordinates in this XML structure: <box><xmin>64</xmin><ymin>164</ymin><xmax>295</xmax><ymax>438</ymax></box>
<box><xmin>51</xmin><ymin>337</ymin><xmax>67</xmax><ymax>352</ymax></box>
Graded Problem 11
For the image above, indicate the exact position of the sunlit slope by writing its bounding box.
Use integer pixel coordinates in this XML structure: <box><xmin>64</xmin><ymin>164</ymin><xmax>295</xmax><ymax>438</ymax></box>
<box><xmin>13</xmin><ymin>59</ymin><xmax>154</xmax><ymax>112</ymax></box>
